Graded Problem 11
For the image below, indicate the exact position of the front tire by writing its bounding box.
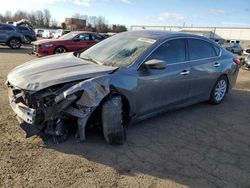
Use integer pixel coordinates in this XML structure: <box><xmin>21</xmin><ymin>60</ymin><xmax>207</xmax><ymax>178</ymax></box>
<box><xmin>102</xmin><ymin>95</ymin><xmax>125</xmax><ymax>145</ymax></box>
<box><xmin>8</xmin><ymin>38</ymin><xmax>21</xmax><ymax>49</ymax></box>
<box><xmin>209</xmin><ymin>76</ymin><xmax>228</xmax><ymax>104</ymax></box>
<box><xmin>54</xmin><ymin>47</ymin><xmax>67</xmax><ymax>54</ymax></box>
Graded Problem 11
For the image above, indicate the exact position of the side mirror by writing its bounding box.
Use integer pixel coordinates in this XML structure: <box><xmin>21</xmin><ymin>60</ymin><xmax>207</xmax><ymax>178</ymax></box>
<box><xmin>144</xmin><ymin>59</ymin><xmax>167</xmax><ymax>70</ymax></box>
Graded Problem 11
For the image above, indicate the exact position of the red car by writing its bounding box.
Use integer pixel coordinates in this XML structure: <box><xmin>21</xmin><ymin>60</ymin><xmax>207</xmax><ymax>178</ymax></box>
<box><xmin>32</xmin><ymin>31</ymin><xmax>106</xmax><ymax>56</ymax></box>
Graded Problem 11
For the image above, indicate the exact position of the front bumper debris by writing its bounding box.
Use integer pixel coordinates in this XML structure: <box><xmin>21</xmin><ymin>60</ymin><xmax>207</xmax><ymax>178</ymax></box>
<box><xmin>6</xmin><ymin>75</ymin><xmax>111</xmax><ymax>143</ymax></box>
<box><xmin>9</xmin><ymin>99</ymin><xmax>35</xmax><ymax>124</ymax></box>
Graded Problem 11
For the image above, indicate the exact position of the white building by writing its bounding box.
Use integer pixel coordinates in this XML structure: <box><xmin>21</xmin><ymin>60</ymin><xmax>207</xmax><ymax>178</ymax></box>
<box><xmin>131</xmin><ymin>25</ymin><xmax>250</xmax><ymax>42</ymax></box>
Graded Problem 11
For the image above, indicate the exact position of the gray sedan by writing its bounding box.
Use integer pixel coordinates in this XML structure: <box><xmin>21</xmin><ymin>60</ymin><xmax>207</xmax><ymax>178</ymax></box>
<box><xmin>6</xmin><ymin>30</ymin><xmax>239</xmax><ymax>144</ymax></box>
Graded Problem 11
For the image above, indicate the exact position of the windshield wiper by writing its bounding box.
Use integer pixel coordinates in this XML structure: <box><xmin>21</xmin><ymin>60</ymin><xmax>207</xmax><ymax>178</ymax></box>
<box><xmin>80</xmin><ymin>56</ymin><xmax>101</xmax><ymax>65</ymax></box>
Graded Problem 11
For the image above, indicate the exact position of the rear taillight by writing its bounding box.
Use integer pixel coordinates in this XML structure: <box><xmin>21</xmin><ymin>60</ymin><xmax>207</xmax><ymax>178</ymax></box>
<box><xmin>233</xmin><ymin>58</ymin><xmax>240</xmax><ymax>65</ymax></box>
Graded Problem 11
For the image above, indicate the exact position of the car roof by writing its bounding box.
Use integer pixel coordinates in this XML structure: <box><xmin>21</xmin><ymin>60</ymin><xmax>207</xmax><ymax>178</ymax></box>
<box><xmin>127</xmin><ymin>30</ymin><xmax>213</xmax><ymax>42</ymax></box>
<box><xmin>70</xmin><ymin>31</ymin><xmax>94</xmax><ymax>34</ymax></box>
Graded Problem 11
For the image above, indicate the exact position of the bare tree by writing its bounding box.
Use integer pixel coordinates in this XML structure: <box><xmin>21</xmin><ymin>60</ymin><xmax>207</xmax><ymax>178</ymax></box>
<box><xmin>35</xmin><ymin>10</ymin><xmax>44</xmax><ymax>27</ymax></box>
<box><xmin>13</xmin><ymin>10</ymin><xmax>28</xmax><ymax>21</ymax></box>
<box><xmin>0</xmin><ymin>9</ymin><xmax>127</xmax><ymax>32</ymax></box>
<box><xmin>0</xmin><ymin>14</ymin><xmax>3</xmax><ymax>22</ymax></box>
<box><xmin>112</xmin><ymin>24</ymin><xmax>127</xmax><ymax>33</ymax></box>
<box><xmin>28</xmin><ymin>11</ymin><xmax>37</xmax><ymax>27</ymax></box>
<box><xmin>51</xmin><ymin>19</ymin><xmax>58</xmax><ymax>28</ymax></box>
<box><xmin>43</xmin><ymin>9</ymin><xmax>51</xmax><ymax>27</ymax></box>
<box><xmin>4</xmin><ymin>11</ymin><xmax>12</xmax><ymax>22</ymax></box>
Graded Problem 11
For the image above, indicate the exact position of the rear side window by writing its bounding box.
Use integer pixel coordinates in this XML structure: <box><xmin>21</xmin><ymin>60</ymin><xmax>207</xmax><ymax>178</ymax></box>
<box><xmin>188</xmin><ymin>39</ymin><xmax>216</xmax><ymax>60</ymax></box>
<box><xmin>214</xmin><ymin>46</ymin><xmax>221</xmax><ymax>56</ymax></box>
<box><xmin>91</xmin><ymin>34</ymin><xmax>105</xmax><ymax>41</ymax></box>
<box><xmin>17</xmin><ymin>27</ymin><xmax>29</xmax><ymax>31</ymax></box>
<box><xmin>77</xmin><ymin>34</ymin><xmax>90</xmax><ymax>41</ymax></box>
<box><xmin>148</xmin><ymin>39</ymin><xmax>186</xmax><ymax>64</ymax></box>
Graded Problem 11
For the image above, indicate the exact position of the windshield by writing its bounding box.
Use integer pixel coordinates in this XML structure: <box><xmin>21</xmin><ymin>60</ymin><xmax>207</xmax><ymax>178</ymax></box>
<box><xmin>59</xmin><ymin>32</ymin><xmax>76</xmax><ymax>40</ymax></box>
<box><xmin>80</xmin><ymin>32</ymin><xmax>156</xmax><ymax>67</ymax></box>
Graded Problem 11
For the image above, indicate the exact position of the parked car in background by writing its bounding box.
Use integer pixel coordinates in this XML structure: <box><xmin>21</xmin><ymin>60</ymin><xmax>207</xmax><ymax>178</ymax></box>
<box><xmin>32</xmin><ymin>31</ymin><xmax>106</xmax><ymax>56</ymax></box>
<box><xmin>42</xmin><ymin>30</ymin><xmax>55</xmax><ymax>38</ymax></box>
<box><xmin>7</xmin><ymin>30</ymin><xmax>239</xmax><ymax>144</ymax></box>
<box><xmin>245</xmin><ymin>55</ymin><xmax>250</xmax><ymax>69</ymax></box>
<box><xmin>243</xmin><ymin>46</ymin><xmax>250</xmax><ymax>55</ymax></box>
<box><xmin>222</xmin><ymin>42</ymin><xmax>243</xmax><ymax>55</ymax></box>
<box><xmin>34</xmin><ymin>29</ymin><xmax>45</xmax><ymax>37</ymax></box>
<box><xmin>53</xmin><ymin>29</ymin><xmax>71</xmax><ymax>38</ymax></box>
<box><xmin>16</xmin><ymin>26</ymin><xmax>36</xmax><ymax>44</ymax></box>
<box><xmin>0</xmin><ymin>23</ymin><xmax>26</xmax><ymax>49</ymax></box>
<box><xmin>241</xmin><ymin>54</ymin><xmax>250</xmax><ymax>69</ymax></box>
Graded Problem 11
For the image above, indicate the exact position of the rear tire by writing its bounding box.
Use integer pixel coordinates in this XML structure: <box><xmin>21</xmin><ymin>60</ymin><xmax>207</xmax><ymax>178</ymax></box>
<box><xmin>8</xmin><ymin>38</ymin><xmax>21</xmax><ymax>49</ymax></box>
<box><xmin>209</xmin><ymin>76</ymin><xmax>228</xmax><ymax>105</ymax></box>
<box><xmin>102</xmin><ymin>95</ymin><xmax>125</xmax><ymax>145</ymax></box>
<box><xmin>24</xmin><ymin>36</ymin><xmax>32</xmax><ymax>44</ymax></box>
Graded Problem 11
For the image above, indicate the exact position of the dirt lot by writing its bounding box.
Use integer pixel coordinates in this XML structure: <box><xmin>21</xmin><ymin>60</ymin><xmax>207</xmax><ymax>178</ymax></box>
<box><xmin>0</xmin><ymin>46</ymin><xmax>250</xmax><ymax>188</ymax></box>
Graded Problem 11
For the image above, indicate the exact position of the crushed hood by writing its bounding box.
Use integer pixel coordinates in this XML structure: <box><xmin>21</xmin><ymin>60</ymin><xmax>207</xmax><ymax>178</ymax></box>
<box><xmin>7</xmin><ymin>53</ymin><xmax>117</xmax><ymax>91</ymax></box>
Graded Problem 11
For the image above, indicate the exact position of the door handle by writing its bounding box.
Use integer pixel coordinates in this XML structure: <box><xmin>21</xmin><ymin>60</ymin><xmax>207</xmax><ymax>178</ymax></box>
<box><xmin>180</xmin><ymin>70</ymin><xmax>190</xmax><ymax>75</ymax></box>
<box><xmin>214</xmin><ymin>62</ymin><xmax>221</xmax><ymax>67</ymax></box>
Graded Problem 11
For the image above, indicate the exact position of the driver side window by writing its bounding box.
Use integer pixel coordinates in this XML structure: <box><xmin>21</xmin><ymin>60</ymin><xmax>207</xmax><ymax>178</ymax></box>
<box><xmin>148</xmin><ymin>39</ymin><xmax>186</xmax><ymax>64</ymax></box>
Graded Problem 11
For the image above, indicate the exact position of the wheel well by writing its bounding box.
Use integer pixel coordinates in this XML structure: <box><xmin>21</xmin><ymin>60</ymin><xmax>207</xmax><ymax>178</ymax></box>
<box><xmin>84</xmin><ymin>91</ymin><xmax>130</xmax><ymax>131</ymax></box>
<box><xmin>103</xmin><ymin>92</ymin><xmax>130</xmax><ymax>125</ymax></box>
<box><xmin>220</xmin><ymin>74</ymin><xmax>229</xmax><ymax>92</ymax></box>
<box><xmin>7</xmin><ymin>37</ymin><xmax>20</xmax><ymax>45</ymax></box>
<box><xmin>53</xmin><ymin>46</ymin><xmax>68</xmax><ymax>53</ymax></box>
<box><xmin>25</xmin><ymin>35</ymin><xmax>31</xmax><ymax>40</ymax></box>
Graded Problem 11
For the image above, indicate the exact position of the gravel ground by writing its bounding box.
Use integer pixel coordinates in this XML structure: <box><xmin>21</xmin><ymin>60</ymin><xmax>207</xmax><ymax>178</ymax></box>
<box><xmin>0</xmin><ymin>46</ymin><xmax>250</xmax><ymax>188</ymax></box>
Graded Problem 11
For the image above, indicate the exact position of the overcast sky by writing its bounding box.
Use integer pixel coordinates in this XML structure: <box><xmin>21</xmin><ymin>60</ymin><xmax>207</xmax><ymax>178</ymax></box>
<box><xmin>0</xmin><ymin>0</ymin><xmax>250</xmax><ymax>27</ymax></box>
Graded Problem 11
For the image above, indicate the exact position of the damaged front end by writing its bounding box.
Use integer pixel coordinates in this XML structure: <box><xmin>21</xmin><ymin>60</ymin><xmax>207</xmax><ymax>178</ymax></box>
<box><xmin>6</xmin><ymin>76</ymin><xmax>110</xmax><ymax>142</ymax></box>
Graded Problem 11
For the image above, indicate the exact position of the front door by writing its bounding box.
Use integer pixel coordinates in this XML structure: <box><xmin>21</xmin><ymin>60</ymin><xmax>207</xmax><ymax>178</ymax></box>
<box><xmin>135</xmin><ymin>39</ymin><xmax>192</xmax><ymax>116</ymax></box>
<box><xmin>70</xmin><ymin>33</ymin><xmax>93</xmax><ymax>52</ymax></box>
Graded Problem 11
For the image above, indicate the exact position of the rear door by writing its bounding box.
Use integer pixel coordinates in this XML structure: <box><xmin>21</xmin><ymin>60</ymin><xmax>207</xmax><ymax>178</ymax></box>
<box><xmin>135</xmin><ymin>39</ymin><xmax>192</xmax><ymax>116</ymax></box>
<box><xmin>187</xmin><ymin>38</ymin><xmax>222</xmax><ymax>100</ymax></box>
<box><xmin>0</xmin><ymin>25</ymin><xmax>15</xmax><ymax>43</ymax></box>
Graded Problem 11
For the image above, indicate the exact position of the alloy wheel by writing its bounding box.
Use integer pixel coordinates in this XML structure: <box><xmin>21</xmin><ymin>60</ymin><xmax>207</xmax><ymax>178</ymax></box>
<box><xmin>55</xmin><ymin>47</ymin><xmax>66</xmax><ymax>54</ymax></box>
<box><xmin>214</xmin><ymin>79</ymin><xmax>227</xmax><ymax>102</ymax></box>
<box><xmin>9</xmin><ymin>39</ymin><xmax>21</xmax><ymax>49</ymax></box>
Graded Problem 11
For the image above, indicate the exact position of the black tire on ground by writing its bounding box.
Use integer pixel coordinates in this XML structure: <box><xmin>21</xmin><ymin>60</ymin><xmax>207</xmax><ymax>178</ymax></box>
<box><xmin>24</xmin><ymin>36</ymin><xmax>32</xmax><ymax>44</ymax></box>
<box><xmin>102</xmin><ymin>95</ymin><xmax>125</xmax><ymax>145</ymax></box>
<box><xmin>54</xmin><ymin>46</ymin><xmax>67</xmax><ymax>54</ymax></box>
<box><xmin>8</xmin><ymin>38</ymin><xmax>21</xmax><ymax>49</ymax></box>
<box><xmin>209</xmin><ymin>76</ymin><xmax>228</xmax><ymax>105</ymax></box>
